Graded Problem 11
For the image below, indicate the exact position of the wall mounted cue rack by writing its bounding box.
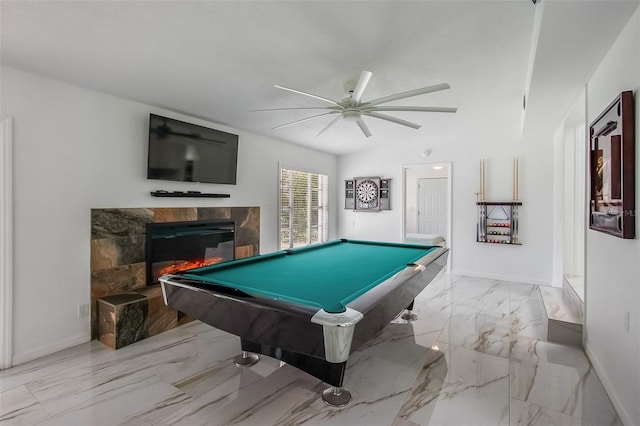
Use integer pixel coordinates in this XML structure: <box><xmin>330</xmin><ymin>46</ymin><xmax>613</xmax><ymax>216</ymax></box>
<box><xmin>477</xmin><ymin>201</ymin><xmax>522</xmax><ymax>245</ymax></box>
<box><xmin>476</xmin><ymin>158</ymin><xmax>523</xmax><ymax>245</ymax></box>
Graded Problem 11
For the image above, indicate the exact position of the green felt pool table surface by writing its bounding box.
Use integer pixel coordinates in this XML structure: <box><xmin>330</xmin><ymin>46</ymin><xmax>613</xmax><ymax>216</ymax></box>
<box><xmin>182</xmin><ymin>239</ymin><xmax>437</xmax><ymax>313</ymax></box>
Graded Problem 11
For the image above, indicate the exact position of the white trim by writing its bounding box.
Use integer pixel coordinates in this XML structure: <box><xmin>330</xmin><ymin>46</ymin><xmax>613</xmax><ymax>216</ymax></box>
<box><xmin>584</xmin><ymin>344</ymin><xmax>633</xmax><ymax>426</ymax></box>
<box><xmin>277</xmin><ymin>162</ymin><xmax>328</xmax><ymax>177</ymax></box>
<box><xmin>277</xmin><ymin>164</ymin><xmax>330</xmax><ymax>250</ymax></box>
<box><xmin>582</xmin><ymin>83</ymin><xmax>588</xmax><ymax>350</ymax></box>
<box><xmin>12</xmin><ymin>334</ymin><xmax>89</xmax><ymax>366</ymax></box>
<box><xmin>0</xmin><ymin>117</ymin><xmax>13</xmax><ymax>369</ymax></box>
<box><xmin>450</xmin><ymin>269</ymin><xmax>551</xmax><ymax>287</ymax></box>
<box><xmin>402</xmin><ymin>162</ymin><xmax>453</xmax><ymax>272</ymax></box>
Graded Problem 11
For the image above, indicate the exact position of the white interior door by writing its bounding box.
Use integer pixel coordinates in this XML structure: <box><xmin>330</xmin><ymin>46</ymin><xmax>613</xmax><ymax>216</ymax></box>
<box><xmin>417</xmin><ymin>177</ymin><xmax>448</xmax><ymax>236</ymax></box>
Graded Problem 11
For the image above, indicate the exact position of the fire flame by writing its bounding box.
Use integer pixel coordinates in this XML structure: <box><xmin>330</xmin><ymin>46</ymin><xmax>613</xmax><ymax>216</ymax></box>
<box><xmin>158</xmin><ymin>257</ymin><xmax>224</xmax><ymax>277</ymax></box>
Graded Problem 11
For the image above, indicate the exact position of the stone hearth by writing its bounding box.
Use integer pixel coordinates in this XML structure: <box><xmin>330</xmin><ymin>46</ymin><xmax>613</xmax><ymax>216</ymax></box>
<box><xmin>90</xmin><ymin>207</ymin><xmax>260</xmax><ymax>341</ymax></box>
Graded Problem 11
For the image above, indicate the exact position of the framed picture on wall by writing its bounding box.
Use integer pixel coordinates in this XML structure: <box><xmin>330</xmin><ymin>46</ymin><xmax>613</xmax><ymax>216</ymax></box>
<box><xmin>589</xmin><ymin>91</ymin><xmax>635</xmax><ymax>239</ymax></box>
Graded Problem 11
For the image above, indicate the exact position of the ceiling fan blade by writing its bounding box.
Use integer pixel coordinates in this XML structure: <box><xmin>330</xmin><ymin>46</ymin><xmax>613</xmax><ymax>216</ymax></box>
<box><xmin>272</xmin><ymin>111</ymin><xmax>340</xmax><ymax>130</ymax></box>
<box><xmin>273</xmin><ymin>85</ymin><xmax>341</xmax><ymax>106</ymax></box>
<box><xmin>365</xmin><ymin>83</ymin><xmax>451</xmax><ymax>106</ymax></box>
<box><xmin>252</xmin><ymin>106</ymin><xmax>341</xmax><ymax>112</ymax></box>
<box><xmin>350</xmin><ymin>71</ymin><xmax>373</xmax><ymax>105</ymax></box>
<box><xmin>363</xmin><ymin>111</ymin><xmax>421</xmax><ymax>129</ymax></box>
<box><xmin>356</xmin><ymin>118</ymin><xmax>373</xmax><ymax>138</ymax></box>
<box><xmin>317</xmin><ymin>115</ymin><xmax>342</xmax><ymax>136</ymax></box>
<box><xmin>365</xmin><ymin>106</ymin><xmax>457</xmax><ymax>113</ymax></box>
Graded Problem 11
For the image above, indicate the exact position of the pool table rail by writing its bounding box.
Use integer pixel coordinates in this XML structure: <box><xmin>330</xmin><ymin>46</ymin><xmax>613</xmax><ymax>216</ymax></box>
<box><xmin>346</xmin><ymin>246</ymin><xmax>448</xmax><ymax>351</ymax></box>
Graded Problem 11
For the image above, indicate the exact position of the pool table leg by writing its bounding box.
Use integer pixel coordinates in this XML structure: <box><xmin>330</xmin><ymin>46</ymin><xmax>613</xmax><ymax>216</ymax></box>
<box><xmin>322</xmin><ymin>386</ymin><xmax>352</xmax><ymax>407</ymax></box>
<box><xmin>233</xmin><ymin>350</ymin><xmax>260</xmax><ymax>367</ymax></box>
<box><xmin>401</xmin><ymin>300</ymin><xmax>418</xmax><ymax>321</ymax></box>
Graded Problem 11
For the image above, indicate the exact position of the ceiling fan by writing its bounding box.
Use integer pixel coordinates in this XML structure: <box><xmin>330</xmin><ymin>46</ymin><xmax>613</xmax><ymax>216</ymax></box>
<box><xmin>256</xmin><ymin>71</ymin><xmax>457</xmax><ymax>138</ymax></box>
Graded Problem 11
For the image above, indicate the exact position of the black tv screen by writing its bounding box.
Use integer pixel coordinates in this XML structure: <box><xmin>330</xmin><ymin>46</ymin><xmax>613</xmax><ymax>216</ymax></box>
<box><xmin>147</xmin><ymin>114</ymin><xmax>238</xmax><ymax>185</ymax></box>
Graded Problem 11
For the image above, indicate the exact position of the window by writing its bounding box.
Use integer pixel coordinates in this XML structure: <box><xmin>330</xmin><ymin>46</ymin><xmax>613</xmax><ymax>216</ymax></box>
<box><xmin>279</xmin><ymin>167</ymin><xmax>329</xmax><ymax>249</ymax></box>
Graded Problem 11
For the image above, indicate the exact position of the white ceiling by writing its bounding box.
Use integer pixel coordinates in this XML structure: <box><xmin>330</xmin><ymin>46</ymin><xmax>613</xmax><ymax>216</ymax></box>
<box><xmin>1</xmin><ymin>0</ymin><xmax>638</xmax><ymax>155</ymax></box>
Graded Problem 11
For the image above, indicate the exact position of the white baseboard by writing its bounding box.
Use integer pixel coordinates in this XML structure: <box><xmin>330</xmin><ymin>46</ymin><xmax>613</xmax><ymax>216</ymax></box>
<box><xmin>584</xmin><ymin>343</ymin><xmax>634</xmax><ymax>426</ymax></box>
<box><xmin>12</xmin><ymin>334</ymin><xmax>91</xmax><ymax>366</ymax></box>
<box><xmin>450</xmin><ymin>269</ymin><xmax>551</xmax><ymax>287</ymax></box>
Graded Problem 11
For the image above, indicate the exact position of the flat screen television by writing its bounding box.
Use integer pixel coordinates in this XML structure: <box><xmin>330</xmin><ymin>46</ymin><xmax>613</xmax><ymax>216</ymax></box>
<box><xmin>147</xmin><ymin>114</ymin><xmax>238</xmax><ymax>185</ymax></box>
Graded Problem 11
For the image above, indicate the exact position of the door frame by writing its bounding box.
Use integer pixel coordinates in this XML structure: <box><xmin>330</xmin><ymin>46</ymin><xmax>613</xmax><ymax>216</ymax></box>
<box><xmin>403</xmin><ymin>162</ymin><xmax>452</xmax><ymax>270</ymax></box>
<box><xmin>1</xmin><ymin>117</ymin><xmax>13</xmax><ymax>369</ymax></box>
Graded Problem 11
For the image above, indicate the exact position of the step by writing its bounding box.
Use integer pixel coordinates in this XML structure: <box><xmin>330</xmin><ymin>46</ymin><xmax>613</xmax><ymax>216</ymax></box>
<box><xmin>562</xmin><ymin>275</ymin><xmax>584</xmax><ymax>322</ymax></box>
<box><xmin>539</xmin><ymin>286</ymin><xmax>583</xmax><ymax>346</ymax></box>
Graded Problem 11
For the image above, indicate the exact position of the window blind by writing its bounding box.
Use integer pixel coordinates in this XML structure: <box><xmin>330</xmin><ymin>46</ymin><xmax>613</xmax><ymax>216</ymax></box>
<box><xmin>279</xmin><ymin>168</ymin><xmax>329</xmax><ymax>249</ymax></box>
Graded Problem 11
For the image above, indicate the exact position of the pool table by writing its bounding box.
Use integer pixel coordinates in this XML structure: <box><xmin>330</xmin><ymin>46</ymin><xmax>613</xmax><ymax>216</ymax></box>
<box><xmin>160</xmin><ymin>239</ymin><xmax>448</xmax><ymax>406</ymax></box>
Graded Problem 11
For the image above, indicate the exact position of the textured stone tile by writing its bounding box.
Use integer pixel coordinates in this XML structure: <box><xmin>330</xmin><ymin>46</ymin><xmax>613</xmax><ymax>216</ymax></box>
<box><xmin>91</xmin><ymin>236</ymin><xmax>145</xmax><ymax>270</ymax></box>
<box><xmin>116</xmin><ymin>299</ymin><xmax>149</xmax><ymax>348</ymax></box>
<box><xmin>91</xmin><ymin>263</ymin><xmax>146</xmax><ymax>297</ymax></box>
<box><xmin>236</xmin><ymin>244</ymin><xmax>258</xmax><ymax>259</ymax></box>
<box><xmin>197</xmin><ymin>207</ymin><xmax>231</xmax><ymax>220</ymax></box>
<box><xmin>97</xmin><ymin>300</ymin><xmax>116</xmax><ymax>349</ymax></box>
<box><xmin>90</xmin><ymin>238</ymin><xmax>120</xmax><ymax>271</ymax></box>
<box><xmin>91</xmin><ymin>263</ymin><xmax>146</xmax><ymax>339</ymax></box>
<box><xmin>232</xmin><ymin>206</ymin><xmax>260</xmax><ymax>247</ymax></box>
<box><xmin>154</xmin><ymin>208</ymin><xmax>197</xmax><ymax>222</ymax></box>
<box><xmin>137</xmin><ymin>286</ymin><xmax>178</xmax><ymax>337</ymax></box>
<box><xmin>118</xmin><ymin>235</ymin><xmax>146</xmax><ymax>265</ymax></box>
<box><xmin>91</xmin><ymin>208</ymin><xmax>153</xmax><ymax>239</ymax></box>
<box><xmin>236</xmin><ymin>227</ymin><xmax>260</xmax><ymax>249</ymax></box>
<box><xmin>97</xmin><ymin>294</ymin><xmax>149</xmax><ymax>349</ymax></box>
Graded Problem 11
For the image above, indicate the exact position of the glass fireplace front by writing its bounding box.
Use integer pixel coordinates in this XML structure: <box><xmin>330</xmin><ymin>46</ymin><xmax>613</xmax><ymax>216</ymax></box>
<box><xmin>145</xmin><ymin>220</ymin><xmax>235</xmax><ymax>285</ymax></box>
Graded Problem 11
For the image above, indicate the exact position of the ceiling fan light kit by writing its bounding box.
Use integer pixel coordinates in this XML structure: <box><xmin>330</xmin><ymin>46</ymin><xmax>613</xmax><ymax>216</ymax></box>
<box><xmin>258</xmin><ymin>71</ymin><xmax>457</xmax><ymax>138</ymax></box>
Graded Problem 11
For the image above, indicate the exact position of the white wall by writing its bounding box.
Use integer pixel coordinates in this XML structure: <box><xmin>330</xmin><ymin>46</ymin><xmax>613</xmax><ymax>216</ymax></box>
<box><xmin>562</xmin><ymin>110</ymin><xmax>587</xmax><ymax>278</ymax></box>
<box><xmin>338</xmin><ymin>124</ymin><xmax>555</xmax><ymax>285</ymax></box>
<box><xmin>1</xmin><ymin>66</ymin><xmax>338</xmax><ymax>365</ymax></box>
<box><xmin>584</xmin><ymin>7</ymin><xmax>640</xmax><ymax>426</ymax></box>
<box><xmin>552</xmin><ymin>93</ymin><xmax>588</xmax><ymax>286</ymax></box>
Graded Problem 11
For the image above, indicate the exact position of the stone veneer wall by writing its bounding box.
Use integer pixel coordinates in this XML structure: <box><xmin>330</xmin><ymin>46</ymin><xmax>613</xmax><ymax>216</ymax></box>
<box><xmin>90</xmin><ymin>207</ymin><xmax>260</xmax><ymax>340</ymax></box>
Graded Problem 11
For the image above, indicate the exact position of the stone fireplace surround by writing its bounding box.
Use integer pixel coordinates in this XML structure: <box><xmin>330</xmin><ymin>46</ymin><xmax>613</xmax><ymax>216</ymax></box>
<box><xmin>90</xmin><ymin>206</ymin><xmax>260</xmax><ymax>343</ymax></box>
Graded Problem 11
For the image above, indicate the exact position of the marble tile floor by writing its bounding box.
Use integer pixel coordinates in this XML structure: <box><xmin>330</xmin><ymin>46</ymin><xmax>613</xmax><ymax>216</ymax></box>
<box><xmin>0</xmin><ymin>275</ymin><xmax>621</xmax><ymax>426</ymax></box>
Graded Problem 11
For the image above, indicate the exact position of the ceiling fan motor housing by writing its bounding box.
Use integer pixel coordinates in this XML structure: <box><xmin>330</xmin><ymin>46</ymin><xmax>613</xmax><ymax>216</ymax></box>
<box><xmin>342</xmin><ymin>109</ymin><xmax>362</xmax><ymax>122</ymax></box>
